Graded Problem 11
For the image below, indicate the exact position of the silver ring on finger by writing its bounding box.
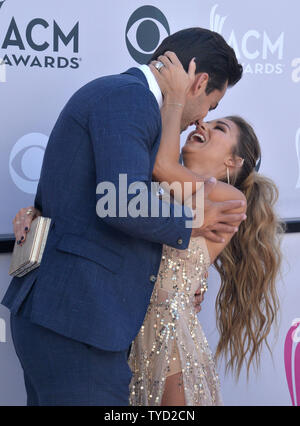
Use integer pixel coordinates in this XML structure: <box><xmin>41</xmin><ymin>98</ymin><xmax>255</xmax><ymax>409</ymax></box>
<box><xmin>26</xmin><ymin>209</ymin><xmax>33</xmax><ymax>215</ymax></box>
<box><xmin>154</xmin><ymin>61</ymin><xmax>165</xmax><ymax>72</ymax></box>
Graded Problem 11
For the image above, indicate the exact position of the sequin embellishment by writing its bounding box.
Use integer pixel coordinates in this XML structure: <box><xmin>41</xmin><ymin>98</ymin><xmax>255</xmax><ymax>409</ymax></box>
<box><xmin>128</xmin><ymin>237</ymin><xmax>223</xmax><ymax>406</ymax></box>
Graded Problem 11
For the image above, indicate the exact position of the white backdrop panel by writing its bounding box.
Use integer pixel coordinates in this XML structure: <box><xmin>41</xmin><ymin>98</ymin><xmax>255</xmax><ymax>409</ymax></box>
<box><xmin>0</xmin><ymin>0</ymin><xmax>299</xmax><ymax>406</ymax></box>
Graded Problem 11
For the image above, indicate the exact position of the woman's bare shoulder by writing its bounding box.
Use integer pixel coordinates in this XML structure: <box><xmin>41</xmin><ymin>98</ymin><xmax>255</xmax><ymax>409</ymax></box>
<box><xmin>204</xmin><ymin>181</ymin><xmax>247</xmax><ymax>264</ymax></box>
<box><xmin>208</xmin><ymin>180</ymin><xmax>247</xmax><ymax>205</ymax></box>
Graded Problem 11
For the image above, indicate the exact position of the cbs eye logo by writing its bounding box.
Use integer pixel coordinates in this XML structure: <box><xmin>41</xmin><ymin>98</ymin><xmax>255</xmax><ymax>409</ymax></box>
<box><xmin>9</xmin><ymin>133</ymin><xmax>48</xmax><ymax>194</ymax></box>
<box><xmin>126</xmin><ymin>5</ymin><xmax>170</xmax><ymax>64</ymax></box>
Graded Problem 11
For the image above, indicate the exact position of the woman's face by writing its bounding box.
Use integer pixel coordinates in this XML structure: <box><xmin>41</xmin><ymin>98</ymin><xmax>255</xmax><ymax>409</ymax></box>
<box><xmin>182</xmin><ymin>118</ymin><xmax>240</xmax><ymax>180</ymax></box>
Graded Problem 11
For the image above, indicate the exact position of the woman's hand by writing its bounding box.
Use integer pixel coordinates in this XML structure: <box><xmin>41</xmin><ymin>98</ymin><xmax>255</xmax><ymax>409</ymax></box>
<box><xmin>149</xmin><ymin>51</ymin><xmax>196</xmax><ymax>104</ymax></box>
<box><xmin>12</xmin><ymin>206</ymin><xmax>42</xmax><ymax>246</ymax></box>
<box><xmin>193</xmin><ymin>273</ymin><xmax>208</xmax><ymax>314</ymax></box>
<box><xmin>194</xmin><ymin>290</ymin><xmax>205</xmax><ymax>314</ymax></box>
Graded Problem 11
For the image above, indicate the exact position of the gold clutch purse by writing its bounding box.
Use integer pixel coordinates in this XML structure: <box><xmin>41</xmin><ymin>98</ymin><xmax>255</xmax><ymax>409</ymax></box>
<box><xmin>9</xmin><ymin>216</ymin><xmax>52</xmax><ymax>277</ymax></box>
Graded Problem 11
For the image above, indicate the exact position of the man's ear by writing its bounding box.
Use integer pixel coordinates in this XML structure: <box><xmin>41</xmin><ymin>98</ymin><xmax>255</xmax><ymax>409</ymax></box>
<box><xmin>190</xmin><ymin>72</ymin><xmax>209</xmax><ymax>96</ymax></box>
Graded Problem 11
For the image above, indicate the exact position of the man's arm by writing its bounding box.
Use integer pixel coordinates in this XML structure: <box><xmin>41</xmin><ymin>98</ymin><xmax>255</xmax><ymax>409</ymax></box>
<box><xmin>88</xmin><ymin>83</ymin><xmax>193</xmax><ymax>249</ymax></box>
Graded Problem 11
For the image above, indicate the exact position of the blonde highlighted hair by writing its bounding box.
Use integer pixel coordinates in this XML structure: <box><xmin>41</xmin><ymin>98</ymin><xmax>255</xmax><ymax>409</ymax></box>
<box><xmin>214</xmin><ymin>116</ymin><xmax>285</xmax><ymax>378</ymax></box>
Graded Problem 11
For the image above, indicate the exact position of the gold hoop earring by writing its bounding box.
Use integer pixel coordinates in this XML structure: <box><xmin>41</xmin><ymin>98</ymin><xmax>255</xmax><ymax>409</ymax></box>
<box><xmin>227</xmin><ymin>167</ymin><xmax>230</xmax><ymax>185</ymax></box>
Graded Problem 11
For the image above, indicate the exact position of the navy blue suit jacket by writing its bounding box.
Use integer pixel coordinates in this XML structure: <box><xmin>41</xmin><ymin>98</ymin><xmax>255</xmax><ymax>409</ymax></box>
<box><xmin>2</xmin><ymin>68</ymin><xmax>192</xmax><ymax>351</ymax></box>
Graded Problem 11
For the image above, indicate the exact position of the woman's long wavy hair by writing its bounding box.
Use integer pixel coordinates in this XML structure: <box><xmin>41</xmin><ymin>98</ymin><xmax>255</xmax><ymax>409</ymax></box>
<box><xmin>215</xmin><ymin>116</ymin><xmax>285</xmax><ymax>379</ymax></box>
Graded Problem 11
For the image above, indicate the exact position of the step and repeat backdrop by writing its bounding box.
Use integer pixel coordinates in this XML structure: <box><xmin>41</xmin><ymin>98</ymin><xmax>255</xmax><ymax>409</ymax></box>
<box><xmin>0</xmin><ymin>0</ymin><xmax>299</xmax><ymax>405</ymax></box>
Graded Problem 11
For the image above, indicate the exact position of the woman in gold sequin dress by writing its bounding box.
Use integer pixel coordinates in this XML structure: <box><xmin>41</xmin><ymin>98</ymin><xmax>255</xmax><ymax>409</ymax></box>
<box><xmin>129</xmin><ymin>54</ymin><xmax>283</xmax><ymax>406</ymax></box>
<box><xmin>129</xmin><ymin>230</ymin><xmax>222</xmax><ymax>406</ymax></box>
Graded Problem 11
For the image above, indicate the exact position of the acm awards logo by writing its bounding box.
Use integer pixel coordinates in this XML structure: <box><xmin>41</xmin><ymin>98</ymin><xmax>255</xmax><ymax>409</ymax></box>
<box><xmin>0</xmin><ymin>0</ymin><xmax>81</xmax><ymax>70</ymax></box>
<box><xmin>210</xmin><ymin>4</ymin><xmax>285</xmax><ymax>75</ymax></box>
<box><xmin>126</xmin><ymin>5</ymin><xmax>170</xmax><ymax>64</ymax></box>
<box><xmin>9</xmin><ymin>133</ymin><xmax>48</xmax><ymax>194</ymax></box>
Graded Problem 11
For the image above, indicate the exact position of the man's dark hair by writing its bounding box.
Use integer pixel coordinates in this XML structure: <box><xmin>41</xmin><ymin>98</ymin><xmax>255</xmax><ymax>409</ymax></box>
<box><xmin>148</xmin><ymin>27</ymin><xmax>243</xmax><ymax>94</ymax></box>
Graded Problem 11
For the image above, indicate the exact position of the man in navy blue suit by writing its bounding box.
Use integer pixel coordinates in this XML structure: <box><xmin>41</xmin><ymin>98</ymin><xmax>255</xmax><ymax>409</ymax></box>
<box><xmin>3</xmin><ymin>28</ymin><xmax>244</xmax><ymax>405</ymax></box>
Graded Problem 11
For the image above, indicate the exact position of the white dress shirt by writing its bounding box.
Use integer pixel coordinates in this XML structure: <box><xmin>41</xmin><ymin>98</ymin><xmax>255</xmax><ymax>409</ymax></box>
<box><xmin>139</xmin><ymin>64</ymin><xmax>163</xmax><ymax>109</ymax></box>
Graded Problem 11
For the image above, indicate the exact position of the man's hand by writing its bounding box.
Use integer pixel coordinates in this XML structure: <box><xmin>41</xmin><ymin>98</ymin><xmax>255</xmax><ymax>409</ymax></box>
<box><xmin>12</xmin><ymin>206</ymin><xmax>42</xmax><ymax>246</ymax></box>
<box><xmin>191</xmin><ymin>178</ymin><xmax>247</xmax><ymax>243</ymax></box>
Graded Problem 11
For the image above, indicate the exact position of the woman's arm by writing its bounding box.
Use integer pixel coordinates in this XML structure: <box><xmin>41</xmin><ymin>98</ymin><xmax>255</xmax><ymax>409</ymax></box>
<box><xmin>150</xmin><ymin>52</ymin><xmax>247</xmax><ymax>245</ymax></box>
<box><xmin>150</xmin><ymin>54</ymin><xmax>207</xmax><ymax>202</ymax></box>
<box><xmin>153</xmin><ymin>102</ymin><xmax>208</xmax><ymax>201</ymax></box>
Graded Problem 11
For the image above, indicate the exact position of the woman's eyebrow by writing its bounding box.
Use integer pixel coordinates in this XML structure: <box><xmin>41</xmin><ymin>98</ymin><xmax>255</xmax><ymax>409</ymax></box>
<box><xmin>216</xmin><ymin>120</ymin><xmax>231</xmax><ymax>131</ymax></box>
